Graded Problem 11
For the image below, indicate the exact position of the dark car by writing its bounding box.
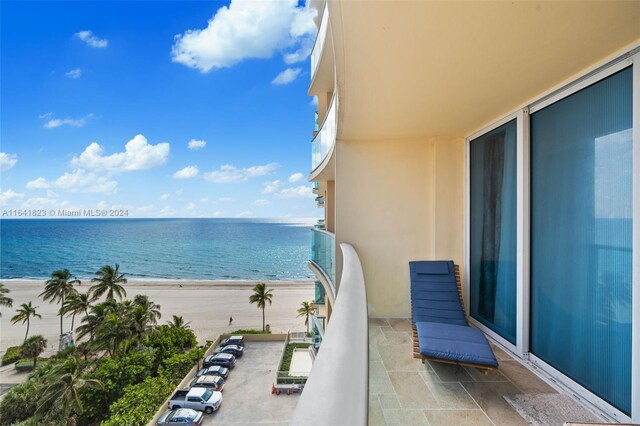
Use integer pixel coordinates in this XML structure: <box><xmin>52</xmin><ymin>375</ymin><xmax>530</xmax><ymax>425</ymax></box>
<box><xmin>156</xmin><ymin>408</ymin><xmax>203</xmax><ymax>425</ymax></box>
<box><xmin>213</xmin><ymin>344</ymin><xmax>243</xmax><ymax>358</ymax></box>
<box><xmin>196</xmin><ymin>365</ymin><xmax>229</xmax><ymax>380</ymax></box>
<box><xmin>220</xmin><ymin>335</ymin><xmax>244</xmax><ymax>347</ymax></box>
<box><xmin>203</xmin><ymin>353</ymin><xmax>236</xmax><ymax>369</ymax></box>
<box><xmin>189</xmin><ymin>374</ymin><xmax>224</xmax><ymax>391</ymax></box>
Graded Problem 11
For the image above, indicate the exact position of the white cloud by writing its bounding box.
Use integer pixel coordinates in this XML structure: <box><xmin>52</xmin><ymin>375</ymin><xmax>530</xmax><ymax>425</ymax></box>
<box><xmin>199</xmin><ymin>198</ymin><xmax>209</xmax><ymax>203</ymax></box>
<box><xmin>26</xmin><ymin>169</ymin><xmax>117</xmax><ymax>194</ymax></box>
<box><xmin>97</xmin><ymin>201</ymin><xmax>109</xmax><ymax>210</ymax></box>
<box><xmin>272</xmin><ymin>67</ymin><xmax>302</xmax><ymax>85</ymax></box>
<box><xmin>173</xmin><ymin>165</ymin><xmax>199</xmax><ymax>179</ymax></box>
<box><xmin>185</xmin><ymin>202</ymin><xmax>196</xmax><ymax>210</ymax></box>
<box><xmin>188</xmin><ymin>139</ymin><xmax>206</xmax><ymax>150</ymax></box>
<box><xmin>288</xmin><ymin>172</ymin><xmax>304</xmax><ymax>183</ymax></box>
<box><xmin>212</xmin><ymin>210</ymin><xmax>225</xmax><ymax>217</ymax></box>
<box><xmin>0</xmin><ymin>189</ymin><xmax>24</xmax><ymax>204</ymax></box>
<box><xmin>276</xmin><ymin>185</ymin><xmax>315</xmax><ymax>199</ymax></box>
<box><xmin>218</xmin><ymin>197</ymin><xmax>232</xmax><ymax>202</ymax></box>
<box><xmin>41</xmin><ymin>113</ymin><xmax>93</xmax><ymax>129</ymax></box>
<box><xmin>26</xmin><ymin>177</ymin><xmax>50</xmax><ymax>189</ymax></box>
<box><xmin>21</xmin><ymin>197</ymin><xmax>68</xmax><ymax>210</ymax></box>
<box><xmin>262</xmin><ymin>180</ymin><xmax>281</xmax><ymax>194</ymax></box>
<box><xmin>71</xmin><ymin>134</ymin><xmax>169</xmax><ymax>172</ymax></box>
<box><xmin>235</xmin><ymin>210</ymin><xmax>253</xmax><ymax>218</ymax></box>
<box><xmin>65</xmin><ymin>68</ymin><xmax>82</xmax><ymax>79</ymax></box>
<box><xmin>160</xmin><ymin>193</ymin><xmax>171</xmax><ymax>201</ymax></box>
<box><xmin>75</xmin><ymin>30</ymin><xmax>108</xmax><ymax>48</ymax></box>
<box><xmin>171</xmin><ymin>0</ymin><xmax>316</xmax><ymax>73</ymax></box>
<box><xmin>0</xmin><ymin>152</ymin><xmax>18</xmax><ymax>171</ymax></box>
<box><xmin>136</xmin><ymin>204</ymin><xmax>155</xmax><ymax>213</ymax></box>
<box><xmin>175</xmin><ymin>189</ymin><xmax>184</xmax><ymax>196</ymax></box>
<box><xmin>160</xmin><ymin>206</ymin><xmax>176</xmax><ymax>216</ymax></box>
<box><xmin>254</xmin><ymin>199</ymin><xmax>269</xmax><ymax>206</ymax></box>
<box><xmin>203</xmin><ymin>162</ymin><xmax>278</xmax><ymax>183</ymax></box>
<box><xmin>309</xmin><ymin>96</ymin><xmax>318</xmax><ymax>106</ymax></box>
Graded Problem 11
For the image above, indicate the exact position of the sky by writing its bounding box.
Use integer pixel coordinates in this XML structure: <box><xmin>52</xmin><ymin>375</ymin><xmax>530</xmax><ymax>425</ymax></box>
<box><xmin>0</xmin><ymin>0</ymin><xmax>321</xmax><ymax>219</ymax></box>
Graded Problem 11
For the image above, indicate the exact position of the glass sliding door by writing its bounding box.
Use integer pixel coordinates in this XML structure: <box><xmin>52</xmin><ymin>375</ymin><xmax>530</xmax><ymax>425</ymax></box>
<box><xmin>469</xmin><ymin>119</ymin><xmax>517</xmax><ymax>344</ymax></box>
<box><xmin>530</xmin><ymin>67</ymin><xmax>632</xmax><ymax>415</ymax></box>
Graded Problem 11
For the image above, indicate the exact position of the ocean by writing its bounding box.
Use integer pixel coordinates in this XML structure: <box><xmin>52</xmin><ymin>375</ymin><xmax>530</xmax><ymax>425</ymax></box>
<box><xmin>0</xmin><ymin>218</ymin><xmax>315</xmax><ymax>280</ymax></box>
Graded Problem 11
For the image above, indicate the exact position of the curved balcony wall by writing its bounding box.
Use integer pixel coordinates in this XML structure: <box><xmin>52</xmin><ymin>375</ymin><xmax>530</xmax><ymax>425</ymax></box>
<box><xmin>311</xmin><ymin>92</ymin><xmax>338</xmax><ymax>174</ymax></box>
<box><xmin>310</xmin><ymin>0</ymin><xmax>329</xmax><ymax>84</ymax></box>
<box><xmin>291</xmin><ymin>243</ymin><xmax>368</xmax><ymax>425</ymax></box>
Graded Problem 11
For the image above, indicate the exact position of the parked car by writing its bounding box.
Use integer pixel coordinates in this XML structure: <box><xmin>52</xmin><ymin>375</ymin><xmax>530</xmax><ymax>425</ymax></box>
<box><xmin>195</xmin><ymin>365</ymin><xmax>229</xmax><ymax>379</ymax></box>
<box><xmin>203</xmin><ymin>353</ymin><xmax>236</xmax><ymax>369</ymax></box>
<box><xmin>213</xmin><ymin>344</ymin><xmax>244</xmax><ymax>358</ymax></box>
<box><xmin>220</xmin><ymin>335</ymin><xmax>244</xmax><ymax>347</ymax></box>
<box><xmin>156</xmin><ymin>408</ymin><xmax>203</xmax><ymax>425</ymax></box>
<box><xmin>189</xmin><ymin>375</ymin><xmax>224</xmax><ymax>391</ymax></box>
<box><xmin>168</xmin><ymin>388</ymin><xmax>222</xmax><ymax>414</ymax></box>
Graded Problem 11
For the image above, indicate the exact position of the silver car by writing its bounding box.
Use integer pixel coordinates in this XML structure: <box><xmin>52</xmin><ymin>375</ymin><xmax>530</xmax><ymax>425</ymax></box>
<box><xmin>156</xmin><ymin>408</ymin><xmax>203</xmax><ymax>425</ymax></box>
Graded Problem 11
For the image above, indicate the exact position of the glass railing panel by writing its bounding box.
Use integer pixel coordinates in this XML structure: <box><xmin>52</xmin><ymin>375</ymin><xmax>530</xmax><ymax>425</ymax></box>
<box><xmin>310</xmin><ymin>228</ymin><xmax>335</xmax><ymax>288</ymax></box>
<box><xmin>311</xmin><ymin>93</ymin><xmax>338</xmax><ymax>172</ymax></box>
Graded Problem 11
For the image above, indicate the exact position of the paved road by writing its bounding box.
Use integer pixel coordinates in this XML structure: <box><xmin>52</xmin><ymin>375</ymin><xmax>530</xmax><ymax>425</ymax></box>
<box><xmin>203</xmin><ymin>341</ymin><xmax>300</xmax><ymax>425</ymax></box>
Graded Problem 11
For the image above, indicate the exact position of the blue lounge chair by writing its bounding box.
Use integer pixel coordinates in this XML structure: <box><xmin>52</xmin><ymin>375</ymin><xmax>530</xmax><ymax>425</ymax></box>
<box><xmin>410</xmin><ymin>261</ymin><xmax>498</xmax><ymax>369</ymax></box>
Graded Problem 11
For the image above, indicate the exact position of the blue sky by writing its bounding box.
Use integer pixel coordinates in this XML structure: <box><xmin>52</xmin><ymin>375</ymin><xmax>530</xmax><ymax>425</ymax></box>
<box><xmin>0</xmin><ymin>0</ymin><xmax>320</xmax><ymax>219</ymax></box>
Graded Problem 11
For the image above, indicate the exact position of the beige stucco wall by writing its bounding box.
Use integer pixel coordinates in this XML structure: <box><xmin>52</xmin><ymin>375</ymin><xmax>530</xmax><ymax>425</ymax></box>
<box><xmin>334</xmin><ymin>137</ymin><xmax>464</xmax><ymax>318</ymax></box>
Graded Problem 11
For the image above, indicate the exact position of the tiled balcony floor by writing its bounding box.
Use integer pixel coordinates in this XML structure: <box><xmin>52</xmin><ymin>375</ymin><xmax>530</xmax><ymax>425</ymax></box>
<box><xmin>369</xmin><ymin>319</ymin><xmax>584</xmax><ymax>426</ymax></box>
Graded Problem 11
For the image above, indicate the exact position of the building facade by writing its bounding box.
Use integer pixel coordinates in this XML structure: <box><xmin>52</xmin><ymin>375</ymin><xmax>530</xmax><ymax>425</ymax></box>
<box><xmin>301</xmin><ymin>1</ymin><xmax>640</xmax><ymax>423</ymax></box>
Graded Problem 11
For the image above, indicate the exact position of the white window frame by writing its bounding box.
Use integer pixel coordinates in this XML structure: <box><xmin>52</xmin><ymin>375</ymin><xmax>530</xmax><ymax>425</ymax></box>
<box><xmin>465</xmin><ymin>48</ymin><xmax>639</xmax><ymax>423</ymax></box>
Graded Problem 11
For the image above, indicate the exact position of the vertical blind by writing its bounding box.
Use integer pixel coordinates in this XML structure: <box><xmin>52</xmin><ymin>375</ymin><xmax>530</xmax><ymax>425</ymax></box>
<box><xmin>470</xmin><ymin>119</ymin><xmax>517</xmax><ymax>344</ymax></box>
<box><xmin>530</xmin><ymin>67</ymin><xmax>632</xmax><ymax>415</ymax></box>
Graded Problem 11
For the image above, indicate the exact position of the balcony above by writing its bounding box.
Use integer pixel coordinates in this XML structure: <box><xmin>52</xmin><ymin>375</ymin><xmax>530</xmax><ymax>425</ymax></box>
<box><xmin>310</xmin><ymin>92</ymin><xmax>338</xmax><ymax>181</ymax></box>
<box><xmin>309</xmin><ymin>0</ymin><xmax>335</xmax><ymax>95</ymax></box>
<box><xmin>309</xmin><ymin>228</ymin><xmax>335</xmax><ymax>302</ymax></box>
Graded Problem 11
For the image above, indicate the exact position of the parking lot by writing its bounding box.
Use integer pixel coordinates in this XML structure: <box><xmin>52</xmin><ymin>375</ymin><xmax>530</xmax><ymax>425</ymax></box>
<box><xmin>203</xmin><ymin>340</ymin><xmax>300</xmax><ymax>425</ymax></box>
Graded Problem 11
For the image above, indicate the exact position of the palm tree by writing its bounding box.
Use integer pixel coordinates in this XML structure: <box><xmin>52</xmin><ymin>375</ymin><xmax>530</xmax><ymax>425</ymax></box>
<box><xmin>297</xmin><ymin>301</ymin><xmax>316</xmax><ymax>335</ymax></box>
<box><xmin>11</xmin><ymin>302</ymin><xmax>42</xmax><ymax>342</ymax></box>
<box><xmin>93</xmin><ymin>312</ymin><xmax>131</xmax><ymax>356</ymax></box>
<box><xmin>0</xmin><ymin>282</ymin><xmax>13</xmax><ymax>316</ymax></box>
<box><xmin>61</xmin><ymin>292</ymin><xmax>94</xmax><ymax>332</ymax></box>
<box><xmin>132</xmin><ymin>294</ymin><xmax>161</xmax><ymax>325</ymax></box>
<box><xmin>249</xmin><ymin>282</ymin><xmax>273</xmax><ymax>332</ymax></box>
<box><xmin>21</xmin><ymin>335</ymin><xmax>47</xmax><ymax>367</ymax></box>
<box><xmin>167</xmin><ymin>315</ymin><xmax>191</xmax><ymax>329</ymax></box>
<box><xmin>89</xmin><ymin>264</ymin><xmax>127</xmax><ymax>301</ymax></box>
<box><xmin>37</xmin><ymin>356</ymin><xmax>102</xmax><ymax>423</ymax></box>
<box><xmin>40</xmin><ymin>269</ymin><xmax>80</xmax><ymax>335</ymax></box>
<box><xmin>76</xmin><ymin>300</ymin><xmax>118</xmax><ymax>341</ymax></box>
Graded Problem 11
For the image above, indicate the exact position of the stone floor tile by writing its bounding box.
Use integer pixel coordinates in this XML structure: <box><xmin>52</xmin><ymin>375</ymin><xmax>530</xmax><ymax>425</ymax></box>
<box><xmin>462</xmin><ymin>381</ymin><xmax>528</xmax><ymax>426</ymax></box>
<box><xmin>369</xmin><ymin>395</ymin><xmax>387</xmax><ymax>425</ymax></box>
<box><xmin>370</xmin><ymin>360</ymin><xmax>395</xmax><ymax>395</ymax></box>
<box><xmin>378</xmin><ymin>344</ymin><xmax>426</xmax><ymax>372</ymax></box>
<box><xmin>429</xmin><ymin>361</ymin><xmax>474</xmax><ymax>382</ymax></box>
<box><xmin>386</xmin><ymin>318</ymin><xmax>413</xmax><ymax>333</ymax></box>
<box><xmin>388</xmin><ymin>371</ymin><xmax>440</xmax><ymax>409</ymax></box>
<box><xmin>426</xmin><ymin>382</ymin><xmax>480</xmax><ymax>409</ymax></box>
<box><xmin>463</xmin><ymin>365</ymin><xmax>509</xmax><ymax>382</ymax></box>
<box><xmin>424</xmin><ymin>409</ymin><xmax>494</xmax><ymax>425</ymax></box>
<box><xmin>382</xmin><ymin>409</ymin><xmax>429</xmax><ymax>425</ymax></box>
<box><xmin>380</xmin><ymin>328</ymin><xmax>412</xmax><ymax>345</ymax></box>
<box><xmin>378</xmin><ymin>393</ymin><xmax>401</xmax><ymax>409</ymax></box>
<box><xmin>499</xmin><ymin>360</ymin><xmax>557</xmax><ymax>394</ymax></box>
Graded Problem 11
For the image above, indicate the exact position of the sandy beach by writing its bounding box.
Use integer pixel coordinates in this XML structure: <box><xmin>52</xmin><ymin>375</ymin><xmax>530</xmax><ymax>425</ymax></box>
<box><xmin>0</xmin><ymin>279</ymin><xmax>315</xmax><ymax>354</ymax></box>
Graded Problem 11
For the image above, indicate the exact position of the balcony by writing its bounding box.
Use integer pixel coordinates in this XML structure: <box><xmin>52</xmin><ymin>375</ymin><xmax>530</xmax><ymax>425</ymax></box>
<box><xmin>292</xmin><ymin>243</ymin><xmax>369</xmax><ymax>425</ymax></box>
<box><xmin>310</xmin><ymin>228</ymin><xmax>335</xmax><ymax>291</ymax></box>
<box><xmin>310</xmin><ymin>0</ymin><xmax>329</xmax><ymax>85</ymax></box>
<box><xmin>310</xmin><ymin>92</ymin><xmax>338</xmax><ymax>178</ymax></box>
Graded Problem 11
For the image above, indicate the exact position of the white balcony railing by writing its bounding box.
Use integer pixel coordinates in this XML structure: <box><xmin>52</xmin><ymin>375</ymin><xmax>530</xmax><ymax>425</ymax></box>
<box><xmin>311</xmin><ymin>92</ymin><xmax>338</xmax><ymax>173</ymax></box>
<box><xmin>310</xmin><ymin>0</ymin><xmax>329</xmax><ymax>83</ymax></box>
<box><xmin>291</xmin><ymin>243</ymin><xmax>369</xmax><ymax>425</ymax></box>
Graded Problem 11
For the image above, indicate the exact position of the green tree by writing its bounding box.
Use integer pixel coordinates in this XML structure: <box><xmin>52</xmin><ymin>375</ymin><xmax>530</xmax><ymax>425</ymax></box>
<box><xmin>37</xmin><ymin>356</ymin><xmax>102</xmax><ymax>423</ymax></box>
<box><xmin>61</xmin><ymin>292</ymin><xmax>93</xmax><ymax>332</ymax></box>
<box><xmin>11</xmin><ymin>302</ymin><xmax>42</xmax><ymax>342</ymax></box>
<box><xmin>76</xmin><ymin>300</ymin><xmax>118</xmax><ymax>341</ymax></box>
<box><xmin>132</xmin><ymin>295</ymin><xmax>161</xmax><ymax>324</ymax></box>
<box><xmin>249</xmin><ymin>282</ymin><xmax>273</xmax><ymax>332</ymax></box>
<box><xmin>93</xmin><ymin>312</ymin><xmax>131</xmax><ymax>357</ymax></box>
<box><xmin>0</xmin><ymin>282</ymin><xmax>13</xmax><ymax>317</ymax></box>
<box><xmin>89</xmin><ymin>264</ymin><xmax>127</xmax><ymax>301</ymax></box>
<box><xmin>167</xmin><ymin>315</ymin><xmax>191</xmax><ymax>329</ymax></box>
<box><xmin>296</xmin><ymin>301</ymin><xmax>315</xmax><ymax>334</ymax></box>
<box><xmin>20</xmin><ymin>335</ymin><xmax>47</xmax><ymax>367</ymax></box>
<box><xmin>40</xmin><ymin>269</ymin><xmax>80</xmax><ymax>335</ymax></box>
<box><xmin>0</xmin><ymin>380</ymin><xmax>39</xmax><ymax>425</ymax></box>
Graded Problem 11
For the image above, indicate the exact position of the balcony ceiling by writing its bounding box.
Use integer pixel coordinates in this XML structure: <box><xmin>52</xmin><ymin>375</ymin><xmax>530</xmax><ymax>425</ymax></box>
<box><xmin>331</xmin><ymin>1</ymin><xmax>640</xmax><ymax>140</ymax></box>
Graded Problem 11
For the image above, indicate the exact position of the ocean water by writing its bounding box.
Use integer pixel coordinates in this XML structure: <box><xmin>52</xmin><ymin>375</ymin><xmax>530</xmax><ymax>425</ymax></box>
<box><xmin>0</xmin><ymin>219</ymin><xmax>315</xmax><ymax>280</ymax></box>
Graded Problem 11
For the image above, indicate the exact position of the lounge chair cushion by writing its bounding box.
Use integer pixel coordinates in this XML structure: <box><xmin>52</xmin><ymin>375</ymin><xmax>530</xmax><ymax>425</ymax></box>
<box><xmin>415</xmin><ymin>321</ymin><xmax>499</xmax><ymax>368</ymax></box>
